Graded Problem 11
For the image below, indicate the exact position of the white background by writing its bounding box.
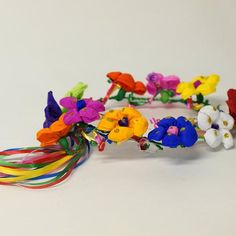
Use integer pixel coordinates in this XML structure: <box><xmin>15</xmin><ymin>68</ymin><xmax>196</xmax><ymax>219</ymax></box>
<box><xmin>0</xmin><ymin>0</ymin><xmax>236</xmax><ymax>235</ymax></box>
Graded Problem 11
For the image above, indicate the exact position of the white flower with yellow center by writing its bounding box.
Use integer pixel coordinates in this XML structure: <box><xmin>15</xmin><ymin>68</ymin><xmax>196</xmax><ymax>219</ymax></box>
<box><xmin>197</xmin><ymin>105</ymin><xmax>234</xmax><ymax>149</ymax></box>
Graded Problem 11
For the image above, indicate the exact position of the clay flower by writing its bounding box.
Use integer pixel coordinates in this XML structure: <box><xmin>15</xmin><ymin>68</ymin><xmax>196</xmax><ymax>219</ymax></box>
<box><xmin>60</xmin><ymin>97</ymin><xmax>105</xmax><ymax>125</ymax></box>
<box><xmin>107</xmin><ymin>72</ymin><xmax>146</xmax><ymax>95</ymax></box>
<box><xmin>65</xmin><ymin>82</ymin><xmax>88</xmax><ymax>99</ymax></box>
<box><xmin>148</xmin><ymin>116</ymin><xmax>198</xmax><ymax>148</ymax></box>
<box><xmin>146</xmin><ymin>72</ymin><xmax>180</xmax><ymax>96</ymax></box>
<box><xmin>97</xmin><ymin>107</ymin><xmax>148</xmax><ymax>142</ymax></box>
<box><xmin>43</xmin><ymin>91</ymin><xmax>62</xmax><ymax>128</ymax></box>
<box><xmin>197</xmin><ymin>105</ymin><xmax>234</xmax><ymax>149</ymax></box>
<box><xmin>37</xmin><ymin>115</ymin><xmax>71</xmax><ymax>146</ymax></box>
<box><xmin>102</xmin><ymin>72</ymin><xmax>146</xmax><ymax>103</ymax></box>
<box><xmin>176</xmin><ymin>74</ymin><xmax>220</xmax><ymax>100</ymax></box>
<box><xmin>226</xmin><ymin>89</ymin><xmax>236</xmax><ymax>124</ymax></box>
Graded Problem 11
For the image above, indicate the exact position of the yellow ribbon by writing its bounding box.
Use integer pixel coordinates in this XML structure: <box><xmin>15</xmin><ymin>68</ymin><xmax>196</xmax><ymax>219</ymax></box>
<box><xmin>0</xmin><ymin>155</ymin><xmax>73</xmax><ymax>183</ymax></box>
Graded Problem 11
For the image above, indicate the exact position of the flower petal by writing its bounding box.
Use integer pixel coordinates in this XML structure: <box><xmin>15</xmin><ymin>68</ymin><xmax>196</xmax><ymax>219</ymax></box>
<box><xmin>162</xmin><ymin>134</ymin><xmax>181</xmax><ymax>148</ymax></box>
<box><xmin>176</xmin><ymin>82</ymin><xmax>196</xmax><ymax>99</ymax></box>
<box><xmin>50</xmin><ymin>119</ymin><xmax>71</xmax><ymax>137</ymax></box>
<box><xmin>97</xmin><ymin>117</ymin><xmax>117</xmax><ymax>132</ymax></box>
<box><xmin>120</xmin><ymin>107</ymin><xmax>141</xmax><ymax>120</ymax></box>
<box><xmin>216</xmin><ymin>112</ymin><xmax>234</xmax><ymax>130</ymax></box>
<box><xmin>176</xmin><ymin>116</ymin><xmax>192</xmax><ymax>128</ymax></box>
<box><xmin>158</xmin><ymin>117</ymin><xmax>176</xmax><ymax>128</ymax></box>
<box><xmin>146</xmin><ymin>81</ymin><xmax>157</xmax><ymax>96</ymax></box>
<box><xmin>108</xmin><ymin>126</ymin><xmax>134</xmax><ymax>142</ymax></box>
<box><xmin>204</xmin><ymin>128</ymin><xmax>222</xmax><ymax>148</ymax></box>
<box><xmin>220</xmin><ymin>129</ymin><xmax>234</xmax><ymax>149</ymax></box>
<box><xmin>60</xmin><ymin>97</ymin><xmax>77</xmax><ymax>110</ymax></box>
<box><xmin>84</xmin><ymin>99</ymin><xmax>105</xmax><ymax>112</ymax></box>
<box><xmin>36</xmin><ymin>128</ymin><xmax>59</xmax><ymax>146</ymax></box>
<box><xmin>104</xmin><ymin>109</ymin><xmax>122</xmax><ymax>120</ymax></box>
<box><xmin>160</xmin><ymin>75</ymin><xmax>180</xmax><ymax>91</ymax></box>
<box><xmin>129</xmin><ymin>116</ymin><xmax>148</xmax><ymax>137</ymax></box>
<box><xmin>79</xmin><ymin>107</ymin><xmax>100</xmax><ymax>123</ymax></box>
<box><xmin>63</xmin><ymin>109</ymin><xmax>81</xmax><ymax>125</ymax></box>
<box><xmin>197</xmin><ymin>112</ymin><xmax>212</xmax><ymax>131</ymax></box>
<box><xmin>179</xmin><ymin>125</ymin><xmax>198</xmax><ymax>147</ymax></box>
<box><xmin>147</xmin><ymin>126</ymin><xmax>166</xmax><ymax>142</ymax></box>
<box><xmin>199</xmin><ymin>105</ymin><xmax>220</xmax><ymax>123</ymax></box>
<box><xmin>43</xmin><ymin>91</ymin><xmax>62</xmax><ymax>128</ymax></box>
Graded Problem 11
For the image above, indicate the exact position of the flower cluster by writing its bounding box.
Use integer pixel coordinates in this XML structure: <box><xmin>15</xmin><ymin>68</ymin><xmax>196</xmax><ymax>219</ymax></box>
<box><xmin>36</xmin><ymin>83</ymin><xmax>105</xmax><ymax>147</ymax></box>
<box><xmin>36</xmin><ymin>72</ymin><xmax>234</xmax><ymax>153</ymax></box>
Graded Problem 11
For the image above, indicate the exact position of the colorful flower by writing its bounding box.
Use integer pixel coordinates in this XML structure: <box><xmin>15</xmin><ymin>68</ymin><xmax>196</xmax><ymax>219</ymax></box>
<box><xmin>148</xmin><ymin>116</ymin><xmax>198</xmax><ymax>148</ymax></box>
<box><xmin>176</xmin><ymin>74</ymin><xmax>220</xmax><ymax>100</ymax></box>
<box><xmin>146</xmin><ymin>72</ymin><xmax>180</xmax><ymax>96</ymax></box>
<box><xmin>226</xmin><ymin>89</ymin><xmax>236</xmax><ymax>124</ymax></box>
<box><xmin>106</xmin><ymin>72</ymin><xmax>146</xmax><ymax>95</ymax></box>
<box><xmin>97</xmin><ymin>107</ymin><xmax>148</xmax><ymax>142</ymax></box>
<box><xmin>37</xmin><ymin>115</ymin><xmax>71</xmax><ymax>146</ymax></box>
<box><xmin>60</xmin><ymin>97</ymin><xmax>105</xmax><ymax>125</ymax></box>
<box><xmin>197</xmin><ymin>105</ymin><xmax>234</xmax><ymax>149</ymax></box>
<box><xmin>65</xmin><ymin>82</ymin><xmax>88</xmax><ymax>99</ymax></box>
<box><xmin>43</xmin><ymin>91</ymin><xmax>62</xmax><ymax>128</ymax></box>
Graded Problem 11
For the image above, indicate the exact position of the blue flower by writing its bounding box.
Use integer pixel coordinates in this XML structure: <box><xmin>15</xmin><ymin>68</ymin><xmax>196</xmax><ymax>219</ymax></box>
<box><xmin>43</xmin><ymin>91</ymin><xmax>62</xmax><ymax>128</ymax></box>
<box><xmin>148</xmin><ymin>116</ymin><xmax>198</xmax><ymax>148</ymax></box>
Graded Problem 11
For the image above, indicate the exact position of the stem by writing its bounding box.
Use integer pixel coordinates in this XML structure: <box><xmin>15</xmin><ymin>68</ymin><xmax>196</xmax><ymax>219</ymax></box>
<box><xmin>102</xmin><ymin>82</ymin><xmax>120</xmax><ymax>104</ymax></box>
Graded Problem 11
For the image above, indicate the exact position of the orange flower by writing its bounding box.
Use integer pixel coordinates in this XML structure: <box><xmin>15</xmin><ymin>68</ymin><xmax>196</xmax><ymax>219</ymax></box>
<box><xmin>106</xmin><ymin>71</ymin><xmax>146</xmax><ymax>95</ymax></box>
<box><xmin>37</xmin><ymin>115</ymin><xmax>72</xmax><ymax>147</ymax></box>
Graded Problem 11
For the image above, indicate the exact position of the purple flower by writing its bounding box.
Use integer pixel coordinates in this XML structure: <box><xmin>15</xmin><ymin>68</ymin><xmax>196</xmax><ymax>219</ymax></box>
<box><xmin>60</xmin><ymin>97</ymin><xmax>105</xmax><ymax>125</ymax></box>
<box><xmin>43</xmin><ymin>91</ymin><xmax>62</xmax><ymax>128</ymax></box>
<box><xmin>146</xmin><ymin>72</ymin><xmax>180</xmax><ymax>96</ymax></box>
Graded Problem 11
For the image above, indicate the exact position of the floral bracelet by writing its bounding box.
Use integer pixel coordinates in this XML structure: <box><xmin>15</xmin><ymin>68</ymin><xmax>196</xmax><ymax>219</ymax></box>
<box><xmin>0</xmin><ymin>71</ymin><xmax>235</xmax><ymax>188</ymax></box>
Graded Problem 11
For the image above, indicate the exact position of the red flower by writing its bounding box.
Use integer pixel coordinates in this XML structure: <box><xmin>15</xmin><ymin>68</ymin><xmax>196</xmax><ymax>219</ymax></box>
<box><xmin>107</xmin><ymin>72</ymin><xmax>146</xmax><ymax>95</ymax></box>
<box><xmin>226</xmin><ymin>89</ymin><xmax>236</xmax><ymax>124</ymax></box>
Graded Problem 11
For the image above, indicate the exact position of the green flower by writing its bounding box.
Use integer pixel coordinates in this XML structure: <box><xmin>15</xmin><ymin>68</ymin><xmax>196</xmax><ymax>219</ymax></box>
<box><xmin>65</xmin><ymin>82</ymin><xmax>88</xmax><ymax>99</ymax></box>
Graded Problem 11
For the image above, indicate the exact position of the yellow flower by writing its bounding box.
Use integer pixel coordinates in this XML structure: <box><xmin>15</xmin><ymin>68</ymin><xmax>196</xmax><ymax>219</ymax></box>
<box><xmin>176</xmin><ymin>74</ymin><xmax>220</xmax><ymax>100</ymax></box>
<box><xmin>97</xmin><ymin>107</ymin><xmax>148</xmax><ymax>142</ymax></box>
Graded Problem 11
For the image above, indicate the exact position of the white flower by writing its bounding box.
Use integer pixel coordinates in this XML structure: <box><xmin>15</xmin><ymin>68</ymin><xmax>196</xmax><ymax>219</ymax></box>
<box><xmin>197</xmin><ymin>105</ymin><xmax>234</xmax><ymax>149</ymax></box>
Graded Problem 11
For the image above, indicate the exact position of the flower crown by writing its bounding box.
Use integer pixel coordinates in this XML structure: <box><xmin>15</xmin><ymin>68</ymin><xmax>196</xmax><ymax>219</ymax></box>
<box><xmin>0</xmin><ymin>72</ymin><xmax>235</xmax><ymax>188</ymax></box>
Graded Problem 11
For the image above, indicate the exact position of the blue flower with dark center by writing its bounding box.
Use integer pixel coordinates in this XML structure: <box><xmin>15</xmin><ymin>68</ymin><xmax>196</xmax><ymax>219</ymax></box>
<box><xmin>148</xmin><ymin>116</ymin><xmax>198</xmax><ymax>148</ymax></box>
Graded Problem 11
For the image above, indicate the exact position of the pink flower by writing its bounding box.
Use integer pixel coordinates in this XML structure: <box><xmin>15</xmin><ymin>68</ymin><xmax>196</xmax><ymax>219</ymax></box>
<box><xmin>146</xmin><ymin>72</ymin><xmax>180</xmax><ymax>96</ymax></box>
<box><xmin>60</xmin><ymin>97</ymin><xmax>105</xmax><ymax>125</ymax></box>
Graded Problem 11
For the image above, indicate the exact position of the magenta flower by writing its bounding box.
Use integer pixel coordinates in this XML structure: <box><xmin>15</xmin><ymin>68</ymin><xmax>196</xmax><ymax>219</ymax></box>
<box><xmin>60</xmin><ymin>97</ymin><xmax>105</xmax><ymax>125</ymax></box>
<box><xmin>146</xmin><ymin>72</ymin><xmax>180</xmax><ymax>96</ymax></box>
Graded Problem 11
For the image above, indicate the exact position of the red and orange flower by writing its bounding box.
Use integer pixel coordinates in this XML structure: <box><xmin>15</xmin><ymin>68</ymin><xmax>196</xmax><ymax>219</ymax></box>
<box><xmin>37</xmin><ymin>115</ymin><xmax>72</xmax><ymax>147</ymax></box>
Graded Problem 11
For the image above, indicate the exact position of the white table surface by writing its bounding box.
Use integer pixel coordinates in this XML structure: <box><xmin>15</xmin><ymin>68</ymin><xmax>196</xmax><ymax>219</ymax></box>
<box><xmin>0</xmin><ymin>0</ymin><xmax>236</xmax><ymax>235</ymax></box>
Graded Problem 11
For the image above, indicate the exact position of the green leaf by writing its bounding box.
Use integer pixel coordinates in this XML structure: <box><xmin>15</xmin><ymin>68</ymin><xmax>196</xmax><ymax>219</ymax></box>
<box><xmin>58</xmin><ymin>137</ymin><xmax>69</xmax><ymax>151</ymax></box>
<box><xmin>113</xmin><ymin>88</ymin><xmax>126</xmax><ymax>101</ymax></box>
<box><xmin>196</xmin><ymin>93</ymin><xmax>204</xmax><ymax>103</ymax></box>
<box><xmin>65</xmin><ymin>82</ymin><xmax>88</xmax><ymax>99</ymax></box>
